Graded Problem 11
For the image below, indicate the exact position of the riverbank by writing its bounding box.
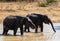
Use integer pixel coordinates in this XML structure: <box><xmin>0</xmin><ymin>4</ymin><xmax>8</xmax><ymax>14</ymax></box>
<box><xmin>0</xmin><ymin>2</ymin><xmax>60</xmax><ymax>23</ymax></box>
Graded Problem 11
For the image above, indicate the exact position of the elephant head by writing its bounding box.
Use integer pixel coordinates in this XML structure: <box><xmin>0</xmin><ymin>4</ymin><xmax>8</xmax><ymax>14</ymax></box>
<box><xmin>43</xmin><ymin>15</ymin><xmax>56</xmax><ymax>32</ymax></box>
<box><xmin>23</xmin><ymin>17</ymin><xmax>36</xmax><ymax>29</ymax></box>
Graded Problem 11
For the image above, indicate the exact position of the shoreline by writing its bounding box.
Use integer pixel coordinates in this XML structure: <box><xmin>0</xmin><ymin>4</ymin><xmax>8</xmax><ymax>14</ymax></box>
<box><xmin>0</xmin><ymin>2</ymin><xmax>60</xmax><ymax>23</ymax></box>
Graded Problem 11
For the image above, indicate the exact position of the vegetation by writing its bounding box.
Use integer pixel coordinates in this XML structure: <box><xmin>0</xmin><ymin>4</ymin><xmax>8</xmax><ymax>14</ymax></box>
<box><xmin>0</xmin><ymin>0</ymin><xmax>58</xmax><ymax>7</ymax></box>
<box><xmin>38</xmin><ymin>0</ymin><xmax>57</xmax><ymax>7</ymax></box>
<box><xmin>0</xmin><ymin>0</ymin><xmax>57</xmax><ymax>3</ymax></box>
<box><xmin>47</xmin><ymin>0</ymin><xmax>57</xmax><ymax>4</ymax></box>
<box><xmin>38</xmin><ymin>2</ymin><xmax>47</xmax><ymax>7</ymax></box>
<box><xmin>0</xmin><ymin>0</ymin><xmax>35</xmax><ymax>2</ymax></box>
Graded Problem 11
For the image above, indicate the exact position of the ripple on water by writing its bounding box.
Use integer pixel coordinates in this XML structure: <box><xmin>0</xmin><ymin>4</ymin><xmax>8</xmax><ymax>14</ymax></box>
<box><xmin>55</xmin><ymin>26</ymin><xmax>60</xmax><ymax>30</ymax></box>
<box><xmin>0</xmin><ymin>23</ymin><xmax>60</xmax><ymax>41</ymax></box>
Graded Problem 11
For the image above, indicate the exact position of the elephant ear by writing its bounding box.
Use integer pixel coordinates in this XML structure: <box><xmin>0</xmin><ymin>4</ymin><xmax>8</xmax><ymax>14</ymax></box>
<box><xmin>43</xmin><ymin>15</ymin><xmax>48</xmax><ymax>20</ymax></box>
<box><xmin>43</xmin><ymin>15</ymin><xmax>50</xmax><ymax>24</ymax></box>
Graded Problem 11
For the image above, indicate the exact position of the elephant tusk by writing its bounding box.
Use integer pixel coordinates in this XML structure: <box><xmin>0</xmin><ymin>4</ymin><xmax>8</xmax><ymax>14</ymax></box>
<box><xmin>26</xmin><ymin>17</ymin><xmax>36</xmax><ymax>28</ymax></box>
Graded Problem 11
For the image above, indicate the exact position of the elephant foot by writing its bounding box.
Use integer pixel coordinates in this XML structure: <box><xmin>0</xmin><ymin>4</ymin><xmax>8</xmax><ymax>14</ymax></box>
<box><xmin>28</xmin><ymin>30</ymin><xmax>30</xmax><ymax>32</ymax></box>
<box><xmin>2</xmin><ymin>31</ymin><xmax>5</xmax><ymax>35</ymax></box>
<box><xmin>14</xmin><ymin>33</ymin><xmax>16</xmax><ymax>36</ymax></box>
<box><xmin>24</xmin><ymin>30</ymin><xmax>26</xmax><ymax>32</ymax></box>
<box><xmin>25</xmin><ymin>31</ymin><xmax>30</xmax><ymax>33</ymax></box>
<box><xmin>24</xmin><ymin>30</ymin><xmax>30</xmax><ymax>32</ymax></box>
<box><xmin>28</xmin><ymin>31</ymin><xmax>30</xmax><ymax>32</ymax></box>
<box><xmin>35</xmin><ymin>30</ymin><xmax>38</xmax><ymax>33</ymax></box>
<box><xmin>2</xmin><ymin>32</ymin><xmax>7</xmax><ymax>35</ymax></box>
<box><xmin>2</xmin><ymin>34</ymin><xmax>4</xmax><ymax>35</ymax></box>
<box><xmin>14</xmin><ymin>34</ymin><xmax>16</xmax><ymax>36</ymax></box>
<box><xmin>21</xmin><ymin>32</ymin><xmax>23</xmax><ymax>36</ymax></box>
<box><xmin>21</xmin><ymin>34</ymin><xmax>23</xmax><ymax>36</ymax></box>
<box><xmin>54</xmin><ymin>30</ymin><xmax>56</xmax><ymax>32</ymax></box>
<box><xmin>35</xmin><ymin>31</ymin><xmax>38</xmax><ymax>33</ymax></box>
<box><xmin>2</xmin><ymin>33</ymin><xmax>7</xmax><ymax>36</ymax></box>
<box><xmin>41</xmin><ymin>31</ymin><xmax>43</xmax><ymax>32</ymax></box>
<box><xmin>2</xmin><ymin>33</ymin><xmax>4</xmax><ymax>35</ymax></box>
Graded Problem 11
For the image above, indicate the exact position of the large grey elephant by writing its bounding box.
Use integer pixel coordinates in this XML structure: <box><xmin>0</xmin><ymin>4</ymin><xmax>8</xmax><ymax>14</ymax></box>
<box><xmin>2</xmin><ymin>15</ymin><xmax>36</xmax><ymax>36</ymax></box>
<box><xmin>24</xmin><ymin>13</ymin><xmax>56</xmax><ymax>33</ymax></box>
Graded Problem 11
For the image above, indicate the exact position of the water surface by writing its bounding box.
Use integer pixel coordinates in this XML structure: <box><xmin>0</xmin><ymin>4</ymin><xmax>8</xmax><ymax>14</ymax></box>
<box><xmin>0</xmin><ymin>23</ymin><xmax>60</xmax><ymax>41</ymax></box>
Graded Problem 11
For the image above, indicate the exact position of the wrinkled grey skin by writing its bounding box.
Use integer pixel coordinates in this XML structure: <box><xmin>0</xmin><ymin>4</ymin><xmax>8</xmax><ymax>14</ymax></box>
<box><xmin>2</xmin><ymin>15</ymin><xmax>36</xmax><ymax>36</ymax></box>
<box><xmin>25</xmin><ymin>13</ymin><xmax>56</xmax><ymax>33</ymax></box>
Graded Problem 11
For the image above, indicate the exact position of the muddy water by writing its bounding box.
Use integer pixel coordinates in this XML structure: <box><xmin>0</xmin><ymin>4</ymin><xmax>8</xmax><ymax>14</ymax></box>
<box><xmin>0</xmin><ymin>23</ymin><xmax>60</xmax><ymax>41</ymax></box>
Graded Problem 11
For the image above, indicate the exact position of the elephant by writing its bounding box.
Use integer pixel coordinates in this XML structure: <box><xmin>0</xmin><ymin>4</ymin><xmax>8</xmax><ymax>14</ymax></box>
<box><xmin>2</xmin><ymin>15</ymin><xmax>36</xmax><ymax>36</ymax></box>
<box><xmin>24</xmin><ymin>13</ymin><xmax>56</xmax><ymax>33</ymax></box>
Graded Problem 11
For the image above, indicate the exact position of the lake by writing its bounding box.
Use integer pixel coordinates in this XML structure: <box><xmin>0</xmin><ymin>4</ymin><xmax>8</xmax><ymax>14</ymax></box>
<box><xmin>0</xmin><ymin>23</ymin><xmax>60</xmax><ymax>41</ymax></box>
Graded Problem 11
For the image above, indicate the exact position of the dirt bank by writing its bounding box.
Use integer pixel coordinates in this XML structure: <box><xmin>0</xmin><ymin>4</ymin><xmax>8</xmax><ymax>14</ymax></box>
<box><xmin>0</xmin><ymin>2</ymin><xmax>60</xmax><ymax>23</ymax></box>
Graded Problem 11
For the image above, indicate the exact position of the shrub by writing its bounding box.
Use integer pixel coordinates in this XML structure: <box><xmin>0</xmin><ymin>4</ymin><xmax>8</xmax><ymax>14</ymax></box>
<box><xmin>38</xmin><ymin>2</ymin><xmax>47</xmax><ymax>7</ymax></box>
<box><xmin>38</xmin><ymin>0</ymin><xmax>57</xmax><ymax>7</ymax></box>
<box><xmin>47</xmin><ymin>0</ymin><xmax>57</xmax><ymax>4</ymax></box>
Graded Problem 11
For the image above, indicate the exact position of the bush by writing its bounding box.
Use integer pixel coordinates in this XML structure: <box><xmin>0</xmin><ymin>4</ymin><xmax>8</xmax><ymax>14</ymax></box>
<box><xmin>47</xmin><ymin>0</ymin><xmax>57</xmax><ymax>4</ymax></box>
<box><xmin>38</xmin><ymin>0</ymin><xmax>57</xmax><ymax>7</ymax></box>
<box><xmin>38</xmin><ymin>2</ymin><xmax>47</xmax><ymax>7</ymax></box>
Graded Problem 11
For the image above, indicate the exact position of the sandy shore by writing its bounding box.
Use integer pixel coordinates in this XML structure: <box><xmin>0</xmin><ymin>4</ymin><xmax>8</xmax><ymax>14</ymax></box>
<box><xmin>0</xmin><ymin>2</ymin><xmax>60</xmax><ymax>23</ymax></box>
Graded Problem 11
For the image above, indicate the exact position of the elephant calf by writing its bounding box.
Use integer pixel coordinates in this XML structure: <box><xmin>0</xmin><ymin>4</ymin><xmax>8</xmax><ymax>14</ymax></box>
<box><xmin>25</xmin><ymin>13</ymin><xmax>56</xmax><ymax>33</ymax></box>
<box><xmin>2</xmin><ymin>15</ymin><xmax>36</xmax><ymax>36</ymax></box>
<box><xmin>3</xmin><ymin>16</ymin><xmax>24</xmax><ymax>36</ymax></box>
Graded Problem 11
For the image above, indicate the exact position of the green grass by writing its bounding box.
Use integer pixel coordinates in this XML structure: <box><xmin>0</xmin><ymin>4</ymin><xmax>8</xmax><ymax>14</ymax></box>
<box><xmin>38</xmin><ymin>0</ymin><xmax>57</xmax><ymax>7</ymax></box>
<box><xmin>47</xmin><ymin>0</ymin><xmax>57</xmax><ymax>4</ymax></box>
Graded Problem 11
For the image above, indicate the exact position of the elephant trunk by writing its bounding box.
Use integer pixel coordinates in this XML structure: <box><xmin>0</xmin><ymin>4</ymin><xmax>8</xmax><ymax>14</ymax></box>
<box><xmin>26</xmin><ymin>17</ymin><xmax>36</xmax><ymax>29</ymax></box>
<box><xmin>49</xmin><ymin>20</ymin><xmax>56</xmax><ymax>32</ymax></box>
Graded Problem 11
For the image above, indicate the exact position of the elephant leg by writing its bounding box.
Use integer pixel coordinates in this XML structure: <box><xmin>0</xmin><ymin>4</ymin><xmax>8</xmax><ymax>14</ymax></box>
<box><xmin>24</xmin><ymin>27</ymin><xmax>30</xmax><ymax>32</ymax></box>
<box><xmin>24</xmin><ymin>27</ymin><xmax>27</xmax><ymax>32</ymax></box>
<box><xmin>2</xmin><ymin>26</ymin><xmax>8</xmax><ymax>35</ymax></box>
<box><xmin>5</xmin><ymin>29</ymin><xmax>9</xmax><ymax>35</ymax></box>
<box><xmin>2</xmin><ymin>28</ymin><xmax>6</xmax><ymax>35</ymax></box>
<box><xmin>40</xmin><ymin>23</ymin><xmax>43</xmax><ymax>32</ymax></box>
<box><xmin>3</xmin><ymin>30</ymin><xmax>8</xmax><ymax>35</ymax></box>
<box><xmin>41</xmin><ymin>27</ymin><xmax>43</xmax><ymax>32</ymax></box>
<box><xmin>35</xmin><ymin>25</ymin><xmax>38</xmax><ymax>33</ymax></box>
<box><xmin>24</xmin><ymin>24</ymin><xmax>30</xmax><ymax>32</ymax></box>
<box><xmin>20</xmin><ymin>27</ymin><xmax>23</xmax><ymax>35</ymax></box>
<box><xmin>35</xmin><ymin>27</ymin><xmax>38</xmax><ymax>33</ymax></box>
<box><xmin>35</xmin><ymin>28</ymin><xmax>38</xmax><ymax>33</ymax></box>
<box><xmin>2</xmin><ymin>25</ymin><xmax>6</xmax><ymax>35</ymax></box>
<box><xmin>13</xmin><ymin>28</ymin><xmax>17</xmax><ymax>36</ymax></box>
<box><xmin>28</xmin><ymin>27</ymin><xmax>30</xmax><ymax>32</ymax></box>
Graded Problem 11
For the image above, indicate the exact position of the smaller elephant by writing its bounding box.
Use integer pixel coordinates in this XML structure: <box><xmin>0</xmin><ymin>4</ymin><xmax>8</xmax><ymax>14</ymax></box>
<box><xmin>2</xmin><ymin>15</ymin><xmax>36</xmax><ymax>36</ymax></box>
<box><xmin>23</xmin><ymin>16</ymin><xmax>36</xmax><ymax>32</ymax></box>
<box><xmin>25</xmin><ymin>13</ymin><xmax>56</xmax><ymax>33</ymax></box>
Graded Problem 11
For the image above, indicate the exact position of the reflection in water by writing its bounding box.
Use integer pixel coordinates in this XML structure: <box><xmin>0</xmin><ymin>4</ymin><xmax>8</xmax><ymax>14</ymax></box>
<box><xmin>0</xmin><ymin>23</ymin><xmax>60</xmax><ymax>41</ymax></box>
<box><xmin>0</xmin><ymin>32</ymin><xmax>56</xmax><ymax>41</ymax></box>
<box><xmin>55</xmin><ymin>26</ymin><xmax>60</xmax><ymax>30</ymax></box>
